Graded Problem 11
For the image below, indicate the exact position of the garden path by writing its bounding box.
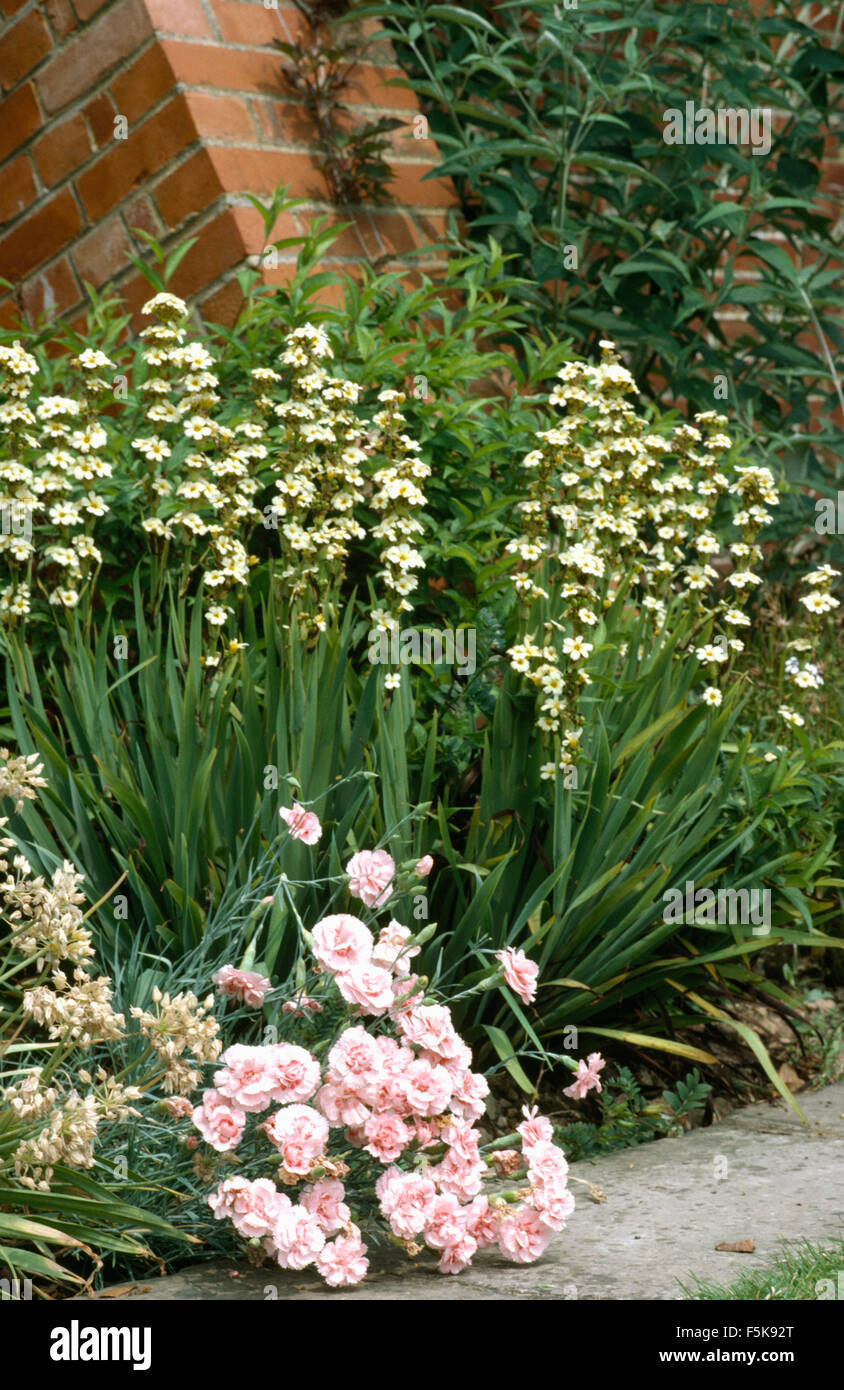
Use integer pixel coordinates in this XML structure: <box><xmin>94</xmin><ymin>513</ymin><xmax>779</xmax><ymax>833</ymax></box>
<box><xmin>83</xmin><ymin>1080</ymin><xmax>844</xmax><ymax>1301</ymax></box>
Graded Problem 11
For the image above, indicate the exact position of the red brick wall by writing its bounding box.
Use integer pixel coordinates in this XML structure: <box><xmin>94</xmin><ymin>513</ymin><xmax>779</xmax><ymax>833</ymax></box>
<box><xmin>0</xmin><ymin>0</ymin><xmax>457</xmax><ymax>328</ymax></box>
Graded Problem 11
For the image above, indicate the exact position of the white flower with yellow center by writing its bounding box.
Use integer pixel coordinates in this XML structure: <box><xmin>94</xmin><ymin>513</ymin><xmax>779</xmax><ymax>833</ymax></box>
<box><xmin>563</xmin><ymin>635</ymin><xmax>593</xmax><ymax>661</ymax></box>
<box><xmin>778</xmin><ymin>706</ymin><xmax>805</xmax><ymax>727</ymax></box>
<box><xmin>800</xmin><ymin>591</ymin><xmax>838</xmax><ymax>614</ymax></box>
<box><xmin>78</xmin><ymin>348</ymin><xmax>115</xmax><ymax>371</ymax></box>
<box><xmin>695</xmin><ymin>643</ymin><xmax>727</xmax><ymax>664</ymax></box>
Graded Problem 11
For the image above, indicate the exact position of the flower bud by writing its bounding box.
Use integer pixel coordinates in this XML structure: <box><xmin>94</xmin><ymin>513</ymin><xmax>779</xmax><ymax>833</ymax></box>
<box><xmin>409</xmin><ymin>921</ymin><xmax>438</xmax><ymax>947</ymax></box>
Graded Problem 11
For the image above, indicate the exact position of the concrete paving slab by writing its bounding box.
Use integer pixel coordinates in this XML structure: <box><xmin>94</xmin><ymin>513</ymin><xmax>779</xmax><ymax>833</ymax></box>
<box><xmin>80</xmin><ymin>1081</ymin><xmax>844</xmax><ymax>1301</ymax></box>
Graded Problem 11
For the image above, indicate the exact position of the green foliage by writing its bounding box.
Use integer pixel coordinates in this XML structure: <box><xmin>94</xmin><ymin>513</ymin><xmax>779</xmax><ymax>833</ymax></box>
<box><xmin>1</xmin><ymin>200</ymin><xmax>840</xmax><ymax>1129</ymax></box>
<box><xmin>3</xmin><ymin>586</ymin><xmax>388</xmax><ymax>958</ymax></box>
<box><xmin>681</xmin><ymin>1237</ymin><xmax>844</xmax><ymax>1301</ymax></box>
<box><xmin>365</xmin><ymin>0</ymin><xmax>844</xmax><ymax>511</ymax></box>
<box><xmin>559</xmin><ymin>1065</ymin><xmax>711</xmax><ymax>1163</ymax></box>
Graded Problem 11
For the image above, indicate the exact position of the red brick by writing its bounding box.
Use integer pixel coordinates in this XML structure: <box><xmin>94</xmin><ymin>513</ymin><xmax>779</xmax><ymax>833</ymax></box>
<box><xmin>32</xmin><ymin>111</ymin><xmax>91</xmax><ymax>185</ymax></box>
<box><xmin>74</xmin><ymin>0</ymin><xmax>112</xmax><ymax>19</ymax></box>
<box><xmin>342</xmin><ymin>67</ymin><xmax>421</xmax><ymax>114</ymax></box>
<box><xmin>71</xmin><ymin>213</ymin><xmax>134</xmax><ymax>286</ymax></box>
<box><xmin>207</xmin><ymin>144</ymin><xmax>320</xmax><ymax>197</ymax></box>
<box><xmin>120</xmin><ymin>268</ymin><xmax>158</xmax><ymax>325</ymax></box>
<box><xmin>0</xmin><ymin>187</ymin><xmax>82</xmax><ymax>280</ymax></box>
<box><xmin>3</xmin><ymin>152</ymin><xmax>38</xmax><ymax>220</ymax></box>
<box><xmin>160</xmin><ymin>38</ymin><xmax>278</xmax><ymax>92</ymax></box>
<box><xmin>44</xmin><ymin>0</ymin><xmax>77</xmax><ymax>39</ymax></box>
<box><xmin>0</xmin><ymin>0</ymin><xmax>30</xmax><ymax>19</ymax></box>
<box><xmin>183</xmin><ymin>90</ymin><xmax>256</xmax><ymax>141</ymax></box>
<box><xmin>0</xmin><ymin>296</ymin><xmax>23</xmax><ymax>329</ymax></box>
<box><xmin>388</xmin><ymin>161</ymin><xmax>457</xmax><ymax>209</ymax></box>
<box><xmin>153</xmin><ymin>146</ymin><xmax>223</xmax><ymax>228</ymax></box>
<box><xmin>84</xmin><ymin>91</ymin><xmax>116</xmax><ymax>146</ymax></box>
<box><xmin>109</xmin><ymin>42</ymin><xmax>175</xmax><ymax>124</ymax></box>
<box><xmin>355</xmin><ymin>209</ymin><xmax>419</xmax><ymax>260</ymax></box>
<box><xmin>0</xmin><ymin>82</ymin><xmax>40</xmax><ymax>163</ymax></box>
<box><xmin>76</xmin><ymin>94</ymin><xmax>198</xmax><ymax>220</ymax></box>
<box><xmin>210</xmin><ymin>0</ymin><xmax>284</xmax><ymax>46</ymax></box>
<box><xmin>21</xmin><ymin>255</ymin><xmax>82</xmax><ymax>322</ymax></box>
<box><xmin>144</xmin><ymin>0</ymin><xmax>214</xmax><ymax>37</ymax></box>
<box><xmin>167</xmin><ymin>207</ymin><xmax>248</xmax><ymax>299</ymax></box>
<box><xmin>0</xmin><ymin>11</ymin><xmax>51</xmax><ymax>93</ymax></box>
<box><xmin>37</xmin><ymin>0</ymin><xmax>152</xmax><ymax>114</ymax></box>
<box><xmin>124</xmin><ymin>192</ymin><xmax>161</xmax><ymax>238</ymax></box>
<box><xmin>200</xmin><ymin>275</ymin><xmax>244</xmax><ymax>326</ymax></box>
<box><xmin>252</xmin><ymin>96</ymin><xmax>319</xmax><ymax>146</ymax></box>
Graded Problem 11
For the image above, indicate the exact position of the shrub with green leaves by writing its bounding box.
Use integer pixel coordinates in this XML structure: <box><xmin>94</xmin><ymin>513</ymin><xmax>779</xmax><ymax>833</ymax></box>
<box><xmin>365</xmin><ymin>0</ymin><xmax>844</xmax><ymax>519</ymax></box>
<box><xmin>1</xmin><ymin>205</ymin><xmax>841</xmax><ymax>1116</ymax></box>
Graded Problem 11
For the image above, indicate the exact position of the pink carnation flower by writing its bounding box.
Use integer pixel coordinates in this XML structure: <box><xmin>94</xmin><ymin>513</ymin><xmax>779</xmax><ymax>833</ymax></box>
<box><xmin>423</xmin><ymin>1193</ymin><xmax>466</xmax><ymax>1251</ymax></box>
<box><xmin>495</xmin><ymin>945</ymin><xmax>539</xmax><ymax>1004</ymax></box>
<box><xmin>214</xmin><ymin>1045</ymin><xmax>279</xmax><ymax>1113</ymax></box>
<box><xmin>314</xmin><ymin>1079</ymin><xmax>371</xmax><ymax>1128</ymax></box>
<box><xmin>464</xmin><ymin>1194</ymin><xmax>500</xmax><ymax>1249</ymax></box>
<box><xmin>371</xmin><ymin>920</ymin><xmax>419</xmax><ymax>976</ymax></box>
<box><xmin>563</xmin><ymin>1052</ymin><xmax>606</xmax><ymax>1100</ymax></box>
<box><xmin>448</xmin><ymin>1067</ymin><xmax>490</xmax><ymax>1121</ymax></box>
<box><xmin>345</xmin><ymin>849</ymin><xmax>395</xmax><ymax>908</ymax></box>
<box><xmin>267</xmin><ymin>1043</ymin><xmax>321</xmax><ymax>1104</ymax></box>
<box><xmin>498</xmin><ymin>1206</ymin><xmax>551</xmax><ymax>1264</ymax></box>
<box><xmin>273</xmin><ymin>1203</ymin><xmax>326</xmax><ymax>1269</ymax></box>
<box><xmin>437</xmin><ymin>1230</ymin><xmax>478</xmax><ymax>1275</ymax></box>
<box><xmin>335</xmin><ymin>963</ymin><xmax>395</xmax><ymax>1017</ymax></box>
<box><xmin>264</xmin><ymin>1104</ymin><xmax>329</xmax><ymax>1175</ymax></box>
<box><xmin>397</xmin><ymin>1003</ymin><xmax>462</xmax><ymax>1061</ymax></box>
<box><xmin>279</xmin><ymin>802</ymin><xmax>322</xmax><ymax>845</ymax></box>
<box><xmin>192</xmin><ymin>1088</ymin><xmax>246</xmax><ymax>1152</ymax></box>
<box><xmin>399</xmin><ymin>1057</ymin><xmax>453</xmax><ymax>1117</ymax></box>
<box><xmin>378</xmin><ymin>1170</ymin><xmax>437</xmax><ymax>1239</ymax></box>
<box><xmin>432</xmin><ymin>1151</ymin><xmax>484</xmax><ymax>1201</ymax></box>
<box><xmin>211</xmin><ymin>964</ymin><xmax>272</xmax><ymax>1008</ymax></box>
<box><xmin>532</xmin><ymin>1179</ymin><xmax>575</xmax><ymax>1231</ymax></box>
<box><xmin>301</xmin><ymin>1178</ymin><xmax>350</xmax><ymax>1235</ymax></box>
<box><xmin>526</xmin><ymin>1139</ymin><xmax>568</xmax><ymax>1185</ymax></box>
<box><xmin>312</xmin><ymin>913</ymin><xmax>372</xmax><ymax>974</ymax></box>
<box><xmin>315</xmin><ymin>1227</ymin><xmax>369</xmax><ymax>1287</ymax></box>
<box><xmin>208</xmin><ymin>1176</ymin><xmax>288</xmax><ymax>1240</ymax></box>
<box><xmin>363</xmin><ymin>1110</ymin><xmax>412</xmax><ymax>1164</ymax></box>
<box><xmin>327</xmin><ymin>1025</ymin><xmax>381</xmax><ymax>1087</ymax></box>
<box><xmin>517</xmin><ymin>1104</ymin><xmax>554</xmax><ymax>1150</ymax></box>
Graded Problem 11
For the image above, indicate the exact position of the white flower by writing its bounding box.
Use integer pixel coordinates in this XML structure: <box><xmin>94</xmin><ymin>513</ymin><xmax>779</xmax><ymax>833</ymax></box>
<box><xmin>562</xmin><ymin>635</ymin><xmax>593</xmax><ymax>661</ymax></box>
<box><xmin>695</xmin><ymin>643</ymin><xmax>727</xmax><ymax>664</ymax></box>
<box><xmin>800</xmin><ymin>591</ymin><xmax>838</xmax><ymax>615</ymax></box>
<box><xmin>778</xmin><ymin>706</ymin><xmax>805</xmax><ymax>727</ymax></box>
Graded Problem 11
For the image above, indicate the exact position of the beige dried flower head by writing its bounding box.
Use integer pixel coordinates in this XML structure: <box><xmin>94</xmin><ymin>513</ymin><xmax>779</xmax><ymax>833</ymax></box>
<box><xmin>0</xmin><ymin>748</ymin><xmax>47</xmax><ymax>812</ymax></box>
